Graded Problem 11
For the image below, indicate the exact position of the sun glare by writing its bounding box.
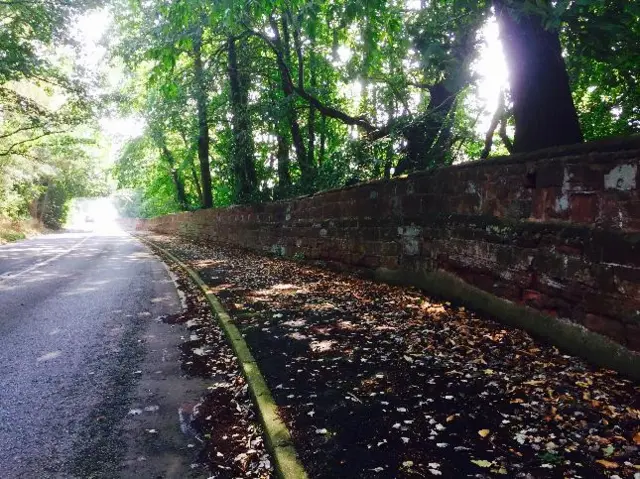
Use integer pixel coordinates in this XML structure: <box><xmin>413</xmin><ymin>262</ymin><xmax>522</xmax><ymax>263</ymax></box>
<box><xmin>473</xmin><ymin>17</ymin><xmax>509</xmax><ymax>132</ymax></box>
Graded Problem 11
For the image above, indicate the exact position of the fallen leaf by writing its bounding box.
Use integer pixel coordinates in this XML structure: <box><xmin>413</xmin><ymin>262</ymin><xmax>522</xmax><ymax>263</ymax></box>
<box><xmin>595</xmin><ymin>459</ymin><xmax>619</xmax><ymax>469</ymax></box>
<box><xmin>603</xmin><ymin>444</ymin><xmax>615</xmax><ymax>457</ymax></box>
<box><xmin>478</xmin><ymin>429</ymin><xmax>490</xmax><ymax>438</ymax></box>
<box><xmin>471</xmin><ymin>459</ymin><xmax>493</xmax><ymax>468</ymax></box>
<box><xmin>523</xmin><ymin>380</ymin><xmax>545</xmax><ymax>386</ymax></box>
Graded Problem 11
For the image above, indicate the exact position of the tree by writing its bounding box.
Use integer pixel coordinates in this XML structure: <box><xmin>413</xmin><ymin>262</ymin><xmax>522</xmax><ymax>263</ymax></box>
<box><xmin>106</xmin><ymin>0</ymin><xmax>637</xmax><ymax>213</ymax></box>
<box><xmin>227</xmin><ymin>36</ymin><xmax>258</xmax><ymax>203</ymax></box>
<box><xmin>191</xmin><ymin>25</ymin><xmax>214</xmax><ymax>208</ymax></box>
<box><xmin>495</xmin><ymin>0</ymin><xmax>583</xmax><ymax>152</ymax></box>
<box><xmin>562</xmin><ymin>1</ymin><xmax>640</xmax><ymax>140</ymax></box>
<box><xmin>0</xmin><ymin>0</ymin><xmax>107</xmax><ymax>230</ymax></box>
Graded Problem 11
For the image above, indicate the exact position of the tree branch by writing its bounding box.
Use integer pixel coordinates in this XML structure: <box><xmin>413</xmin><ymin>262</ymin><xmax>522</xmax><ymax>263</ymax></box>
<box><xmin>246</xmin><ymin>28</ymin><xmax>376</xmax><ymax>133</ymax></box>
<box><xmin>480</xmin><ymin>90</ymin><xmax>506</xmax><ymax>159</ymax></box>
<box><xmin>499</xmin><ymin>108</ymin><xmax>514</xmax><ymax>153</ymax></box>
<box><xmin>0</xmin><ymin>128</ymin><xmax>69</xmax><ymax>156</ymax></box>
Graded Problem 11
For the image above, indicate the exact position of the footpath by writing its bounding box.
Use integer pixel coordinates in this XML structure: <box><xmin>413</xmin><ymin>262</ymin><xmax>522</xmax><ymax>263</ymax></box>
<box><xmin>142</xmin><ymin>232</ymin><xmax>640</xmax><ymax>479</ymax></box>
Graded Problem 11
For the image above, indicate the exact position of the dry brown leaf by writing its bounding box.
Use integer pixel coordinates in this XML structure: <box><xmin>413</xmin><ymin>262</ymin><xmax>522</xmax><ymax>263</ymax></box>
<box><xmin>633</xmin><ymin>431</ymin><xmax>640</xmax><ymax>445</ymax></box>
<box><xmin>595</xmin><ymin>459</ymin><xmax>619</xmax><ymax>469</ymax></box>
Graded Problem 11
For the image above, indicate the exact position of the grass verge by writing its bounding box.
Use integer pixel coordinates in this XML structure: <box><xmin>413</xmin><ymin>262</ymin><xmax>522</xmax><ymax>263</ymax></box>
<box><xmin>0</xmin><ymin>218</ymin><xmax>43</xmax><ymax>244</ymax></box>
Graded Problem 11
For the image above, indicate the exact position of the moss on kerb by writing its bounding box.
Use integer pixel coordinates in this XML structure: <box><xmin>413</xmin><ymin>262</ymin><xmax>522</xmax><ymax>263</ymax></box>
<box><xmin>375</xmin><ymin>267</ymin><xmax>640</xmax><ymax>381</ymax></box>
<box><xmin>136</xmin><ymin>236</ymin><xmax>308</xmax><ymax>479</ymax></box>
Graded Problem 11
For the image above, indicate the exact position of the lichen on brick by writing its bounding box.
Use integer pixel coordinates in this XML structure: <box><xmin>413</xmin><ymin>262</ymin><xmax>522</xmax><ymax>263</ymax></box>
<box><xmin>604</xmin><ymin>164</ymin><xmax>637</xmax><ymax>191</ymax></box>
<box><xmin>398</xmin><ymin>225</ymin><xmax>421</xmax><ymax>256</ymax></box>
<box><xmin>554</xmin><ymin>167</ymin><xmax>572</xmax><ymax>213</ymax></box>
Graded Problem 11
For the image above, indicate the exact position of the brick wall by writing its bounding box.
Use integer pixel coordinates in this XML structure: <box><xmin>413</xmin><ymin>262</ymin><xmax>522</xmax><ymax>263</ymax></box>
<box><xmin>138</xmin><ymin>137</ymin><xmax>640</xmax><ymax>351</ymax></box>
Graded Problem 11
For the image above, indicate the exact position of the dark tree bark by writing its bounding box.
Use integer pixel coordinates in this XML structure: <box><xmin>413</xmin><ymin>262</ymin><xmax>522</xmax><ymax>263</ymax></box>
<box><xmin>495</xmin><ymin>0</ymin><xmax>583</xmax><ymax>152</ymax></box>
<box><xmin>274</xmin><ymin>15</ymin><xmax>316</xmax><ymax>190</ymax></box>
<box><xmin>162</xmin><ymin>146</ymin><xmax>188</xmax><ymax>210</ymax></box>
<box><xmin>384</xmin><ymin>100</ymin><xmax>395</xmax><ymax>179</ymax></box>
<box><xmin>275</xmin><ymin>133</ymin><xmax>291</xmax><ymax>198</ymax></box>
<box><xmin>319</xmin><ymin>114</ymin><xmax>326</xmax><ymax>166</ymax></box>
<box><xmin>178</xmin><ymin>129</ymin><xmax>203</xmax><ymax>206</ymax></box>
<box><xmin>192</xmin><ymin>29</ymin><xmax>213</xmax><ymax>208</ymax></box>
<box><xmin>307</xmin><ymin>38</ymin><xmax>317</xmax><ymax>172</ymax></box>
<box><xmin>249</xmin><ymin>28</ymin><xmax>375</xmax><ymax>132</ymax></box>
<box><xmin>227</xmin><ymin>36</ymin><xmax>258</xmax><ymax>204</ymax></box>
<box><xmin>152</xmin><ymin>127</ymin><xmax>188</xmax><ymax>210</ymax></box>
<box><xmin>480</xmin><ymin>90</ymin><xmax>507</xmax><ymax>158</ymax></box>
<box><xmin>499</xmin><ymin>115</ymin><xmax>514</xmax><ymax>153</ymax></box>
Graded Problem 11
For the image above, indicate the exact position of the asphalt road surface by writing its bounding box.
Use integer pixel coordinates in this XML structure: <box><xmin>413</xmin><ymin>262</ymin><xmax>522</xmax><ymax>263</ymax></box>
<box><xmin>0</xmin><ymin>229</ymin><xmax>207</xmax><ymax>478</ymax></box>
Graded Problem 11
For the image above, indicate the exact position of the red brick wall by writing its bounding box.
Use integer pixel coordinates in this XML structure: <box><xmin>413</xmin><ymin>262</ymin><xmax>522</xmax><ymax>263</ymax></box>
<box><xmin>138</xmin><ymin>137</ymin><xmax>640</xmax><ymax>350</ymax></box>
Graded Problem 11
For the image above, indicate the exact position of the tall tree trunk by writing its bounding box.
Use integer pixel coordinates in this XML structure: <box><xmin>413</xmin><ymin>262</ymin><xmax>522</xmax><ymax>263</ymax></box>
<box><xmin>275</xmin><ymin>133</ymin><xmax>291</xmax><ymax>198</ymax></box>
<box><xmin>499</xmin><ymin>115</ymin><xmax>514</xmax><ymax>153</ymax></box>
<box><xmin>319</xmin><ymin>114</ymin><xmax>326</xmax><ymax>167</ymax></box>
<box><xmin>189</xmin><ymin>162</ymin><xmax>202</xmax><ymax>206</ymax></box>
<box><xmin>192</xmin><ymin>29</ymin><xmax>213</xmax><ymax>208</ymax></box>
<box><xmin>481</xmin><ymin>90</ymin><xmax>506</xmax><ymax>158</ymax></box>
<box><xmin>307</xmin><ymin>40</ymin><xmax>317</xmax><ymax>172</ymax></box>
<box><xmin>274</xmin><ymin>15</ymin><xmax>315</xmax><ymax>191</ymax></box>
<box><xmin>384</xmin><ymin>100</ymin><xmax>394</xmax><ymax>179</ymax></box>
<box><xmin>164</xmin><ymin>151</ymin><xmax>188</xmax><ymax>211</ymax></box>
<box><xmin>495</xmin><ymin>0</ymin><xmax>582</xmax><ymax>152</ymax></box>
<box><xmin>179</xmin><ymin>129</ymin><xmax>203</xmax><ymax>206</ymax></box>
<box><xmin>227</xmin><ymin>36</ymin><xmax>257</xmax><ymax>204</ymax></box>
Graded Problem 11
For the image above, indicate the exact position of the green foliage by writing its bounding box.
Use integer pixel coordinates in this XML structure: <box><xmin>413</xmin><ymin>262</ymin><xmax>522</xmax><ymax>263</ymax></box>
<box><xmin>0</xmin><ymin>230</ymin><xmax>26</xmax><ymax>243</ymax></box>
<box><xmin>107</xmin><ymin>0</ymin><xmax>637</xmax><ymax>215</ymax></box>
<box><xmin>562</xmin><ymin>1</ymin><xmax>640</xmax><ymax>139</ymax></box>
<box><xmin>0</xmin><ymin>0</ymin><xmax>99</xmax><ymax>83</ymax></box>
<box><xmin>0</xmin><ymin>0</ymin><xmax>108</xmax><ymax>229</ymax></box>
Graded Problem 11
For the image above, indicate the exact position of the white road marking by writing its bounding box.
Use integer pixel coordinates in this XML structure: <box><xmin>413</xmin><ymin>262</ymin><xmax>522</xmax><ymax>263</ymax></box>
<box><xmin>0</xmin><ymin>234</ymin><xmax>92</xmax><ymax>282</ymax></box>
<box><xmin>36</xmin><ymin>351</ymin><xmax>62</xmax><ymax>362</ymax></box>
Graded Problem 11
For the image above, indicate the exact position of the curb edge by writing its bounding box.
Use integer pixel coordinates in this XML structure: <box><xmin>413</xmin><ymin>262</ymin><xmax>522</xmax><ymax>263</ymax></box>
<box><xmin>136</xmin><ymin>235</ymin><xmax>309</xmax><ymax>479</ymax></box>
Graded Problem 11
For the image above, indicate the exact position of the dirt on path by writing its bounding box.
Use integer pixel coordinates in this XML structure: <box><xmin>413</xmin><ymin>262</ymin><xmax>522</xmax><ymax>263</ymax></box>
<box><xmin>144</xmin><ymin>233</ymin><xmax>640</xmax><ymax>479</ymax></box>
<box><xmin>149</xmin><ymin>247</ymin><xmax>274</xmax><ymax>478</ymax></box>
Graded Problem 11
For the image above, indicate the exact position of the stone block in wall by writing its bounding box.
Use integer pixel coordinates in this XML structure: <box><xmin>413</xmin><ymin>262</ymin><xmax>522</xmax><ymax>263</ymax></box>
<box><xmin>567</xmin><ymin>161</ymin><xmax>604</xmax><ymax>192</ymax></box>
<box><xmin>535</xmin><ymin>161</ymin><xmax>565</xmax><ymax>188</ymax></box>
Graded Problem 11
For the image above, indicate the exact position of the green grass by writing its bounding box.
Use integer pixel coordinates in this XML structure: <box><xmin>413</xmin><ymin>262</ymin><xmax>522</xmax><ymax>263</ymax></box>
<box><xmin>0</xmin><ymin>217</ymin><xmax>42</xmax><ymax>244</ymax></box>
<box><xmin>0</xmin><ymin>229</ymin><xmax>26</xmax><ymax>243</ymax></box>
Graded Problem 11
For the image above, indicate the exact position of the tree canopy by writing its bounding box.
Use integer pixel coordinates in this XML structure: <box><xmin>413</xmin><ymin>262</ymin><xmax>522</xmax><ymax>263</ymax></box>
<box><xmin>3</xmin><ymin>0</ymin><xmax>637</xmax><ymax>223</ymax></box>
<box><xmin>0</xmin><ymin>0</ymin><xmax>108</xmax><ymax>229</ymax></box>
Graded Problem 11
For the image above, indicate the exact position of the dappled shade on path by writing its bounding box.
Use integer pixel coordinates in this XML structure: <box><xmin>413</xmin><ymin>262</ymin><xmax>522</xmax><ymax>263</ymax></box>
<box><xmin>145</xmin><ymin>233</ymin><xmax>640</xmax><ymax>479</ymax></box>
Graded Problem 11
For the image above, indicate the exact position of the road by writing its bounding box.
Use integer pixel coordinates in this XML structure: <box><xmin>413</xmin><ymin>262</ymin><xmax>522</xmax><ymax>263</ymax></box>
<box><xmin>0</xmin><ymin>229</ymin><xmax>207</xmax><ymax>478</ymax></box>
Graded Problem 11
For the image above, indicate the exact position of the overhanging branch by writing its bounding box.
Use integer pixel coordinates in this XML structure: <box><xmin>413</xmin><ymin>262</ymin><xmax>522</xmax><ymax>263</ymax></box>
<box><xmin>246</xmin><ymin>28</ymin><xmax>376</xmax><ymax>133</ymax></box>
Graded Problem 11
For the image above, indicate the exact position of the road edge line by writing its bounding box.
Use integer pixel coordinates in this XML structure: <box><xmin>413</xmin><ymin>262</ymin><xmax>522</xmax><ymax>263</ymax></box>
<box><xmin>135</xmin><ymin>235</ymin><xmax>309</xmax><ymax>479</ymax></box>
<box><xmin>0</xmin><ymin>233</ymin><xmax>92</xmax><ymax>282</ymax></box>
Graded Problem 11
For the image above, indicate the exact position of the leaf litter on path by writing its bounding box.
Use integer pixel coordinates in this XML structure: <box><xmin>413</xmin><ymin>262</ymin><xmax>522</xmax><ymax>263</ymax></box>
<box><xmin>151</xmin><ymin>245</ymin><xmax>273</xmax><ymax>478</ymax></box>
<box><xmin>146</xmin><ymin>233</ymin><xmax>640</xmax><ymax>479</ymax></box>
